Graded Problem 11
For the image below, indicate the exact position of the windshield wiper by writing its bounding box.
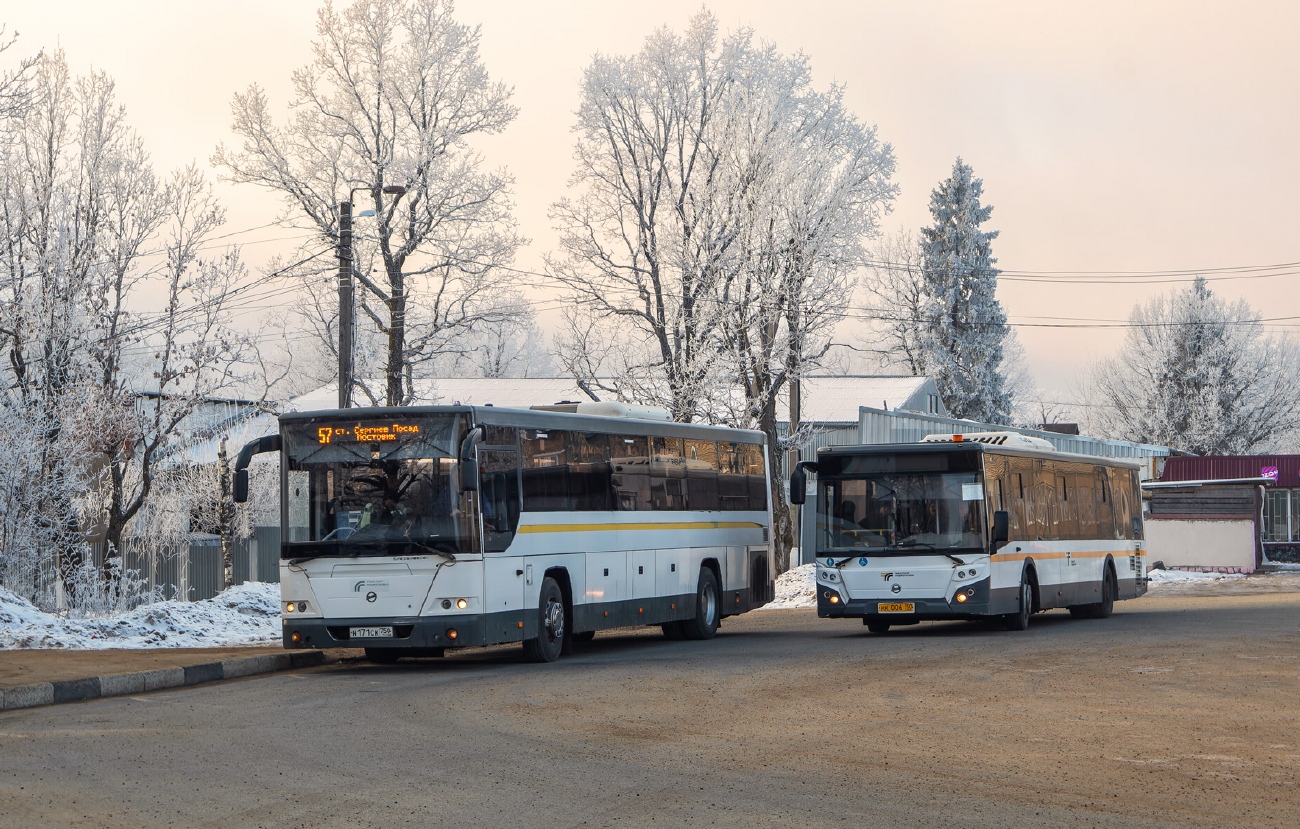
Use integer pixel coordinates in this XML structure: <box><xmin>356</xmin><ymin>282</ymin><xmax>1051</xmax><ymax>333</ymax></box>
<box><xmin>890</xmin><ymin>538</ymin><xmax>969</xmax><ymax>565</ymax></box>
<box><xmin>403</xmin><ymin>540</ymin><xmax>457</xmax><ymax>561</ymax></box>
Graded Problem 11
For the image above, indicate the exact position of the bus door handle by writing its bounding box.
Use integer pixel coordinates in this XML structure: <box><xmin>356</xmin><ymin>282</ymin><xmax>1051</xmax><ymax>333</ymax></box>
<box><xmin>526</xmin><ymin>564</ymin><xmax>533</xmax><ymax>586</ymax></box>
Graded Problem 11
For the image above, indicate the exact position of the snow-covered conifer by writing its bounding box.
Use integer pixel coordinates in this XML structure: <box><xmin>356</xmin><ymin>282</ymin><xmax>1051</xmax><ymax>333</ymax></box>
<box><xmin>918</xmin><ymin>158</ymin><xmax>1012</xmax><ymax>423</ymax></box>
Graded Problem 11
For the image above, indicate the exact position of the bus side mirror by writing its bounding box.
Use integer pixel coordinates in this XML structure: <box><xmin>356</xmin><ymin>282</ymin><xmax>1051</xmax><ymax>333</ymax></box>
<box><xmin>233</xmin><ymin>469</ymin><xmax>249</xmax><ymax>504</ymax></box>
<box><xmin>992</xmin><ymin>510</ymin><xmax>1010</xmax><ymax>550</ymax></box>
<box><xmin>461</xmin><ymin>456</ymin><xmax>480</xmax><ymax>492</ymax></box>
<box><xmin>458</xmin><ymin>426</ymin><xmax>484</xmax><ymax>492</ymax></box>
<box><xmin>789</xmin><ymin>467</ymin><xmax>807</xmax><ymax>505</ymax></box>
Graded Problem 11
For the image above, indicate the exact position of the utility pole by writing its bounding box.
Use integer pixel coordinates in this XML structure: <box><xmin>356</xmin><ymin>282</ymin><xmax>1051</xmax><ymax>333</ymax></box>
<box><xmin>788</xmin><ymin>376</ymin><xmax>802</xmax><ymax>569</ymax></box>
<box><xmin>337</xmin><ymin>200</ymin><xmax>353</xmax><ymax>409</ymax></box>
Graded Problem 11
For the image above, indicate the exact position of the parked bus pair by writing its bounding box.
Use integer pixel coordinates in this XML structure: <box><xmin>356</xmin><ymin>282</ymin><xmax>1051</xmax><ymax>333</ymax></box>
<box><xmin>234</xmin><ymin>406</ymin><xmax>1144</xmax><ymax>663</ymax></box>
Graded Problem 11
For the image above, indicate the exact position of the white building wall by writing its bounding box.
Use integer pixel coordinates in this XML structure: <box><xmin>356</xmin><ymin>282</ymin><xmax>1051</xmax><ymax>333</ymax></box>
<box><xmin>1145</xmin><ymin>518</ymin><xmax>1257</xmax><ymax>573</ymax></box>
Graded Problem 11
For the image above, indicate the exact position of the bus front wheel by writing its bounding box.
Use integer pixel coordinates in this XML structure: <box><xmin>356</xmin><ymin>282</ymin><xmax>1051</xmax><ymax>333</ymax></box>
<box><xmin>1004</xmin><ymin>573</ymin><xmax>1033</xmax><ymax>631</ymax></box>
<box><xmin>679</xmin><ymin>568</ymin><xmax>720</xmax><ymax>640</ymax></box>
<box><xmin>523</xmin><ymin>577</ymin><xmax>566</xmax><ymax>663</ymax></box>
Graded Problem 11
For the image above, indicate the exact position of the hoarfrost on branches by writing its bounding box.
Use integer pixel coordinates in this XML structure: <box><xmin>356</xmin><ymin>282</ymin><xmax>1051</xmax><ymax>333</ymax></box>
<box><xmin>0</xmin><ymin>51</ymin><xmax>249</xmax><ymax>611</ymax></box>
<box><xmin>548</xmin><ymin>11</ymin><xmax>896</xmax><ymax>568</ymax></box>
<box><xmin>1087</xmin><ymin>276</ymin><xmax>1300</xmax><ymax>455</ymax></box>
<box><xmin>214</xmin><ymin>0</ymin><xmax>527</xmax><ymax>406</ymax></box>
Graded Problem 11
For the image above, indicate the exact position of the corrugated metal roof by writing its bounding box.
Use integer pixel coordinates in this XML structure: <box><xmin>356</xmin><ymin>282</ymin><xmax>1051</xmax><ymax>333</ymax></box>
<box><xmin>1160</xmin><ymin>455</ymin><xmax>1300</xmax><ymax>485</ymax></box>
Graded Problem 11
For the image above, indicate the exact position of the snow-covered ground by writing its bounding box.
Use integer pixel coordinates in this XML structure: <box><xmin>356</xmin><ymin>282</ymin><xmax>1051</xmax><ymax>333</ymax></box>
<box><xmin>0</xmin><ymin>583</ymin><xmax>282</xmax><ymax>649</ymax></box>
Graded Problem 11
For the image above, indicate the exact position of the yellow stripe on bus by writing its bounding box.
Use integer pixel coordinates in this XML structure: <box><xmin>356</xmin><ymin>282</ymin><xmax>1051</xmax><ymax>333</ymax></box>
<box><xmin>990</xmin><ymin>549</ymin><xmax>1143</xmax><ymax>562</ymax></box>
<box><xmin>517</xmin><ymin>521</ymin><xmax>764</xmax><ymax>534</ymax></box>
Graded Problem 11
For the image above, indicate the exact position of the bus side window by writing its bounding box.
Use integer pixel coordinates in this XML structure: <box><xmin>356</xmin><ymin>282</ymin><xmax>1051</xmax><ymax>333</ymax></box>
<box><xmin>685</xmin><ymin>440</ymin><xmax>720</xmax><ymax>511</ymax></box>
<box><xmin>610</xmin><ymin>435</ymin><xmax>649</xmax><ymax>510</ymax></box>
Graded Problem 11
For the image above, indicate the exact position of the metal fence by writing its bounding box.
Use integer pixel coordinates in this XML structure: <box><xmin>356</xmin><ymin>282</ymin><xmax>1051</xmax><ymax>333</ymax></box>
<box><xmin>88</xmin><ymin>529</ymin><xmax>280</xmax><ymax>602</ymax></box>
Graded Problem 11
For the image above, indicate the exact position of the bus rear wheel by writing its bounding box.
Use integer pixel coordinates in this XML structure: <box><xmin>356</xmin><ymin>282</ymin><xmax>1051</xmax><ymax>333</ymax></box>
<box><xmin>1070</xmin><ymin>565</ymin><xmax>1116</xmax><ymax>619</ymax></box>
<box><xmin>679</xmin><ymin>568</ymin><xmax>720</xmax><ymax>640</ymax></box>
<box><xmin>523</xmin><ymin>577</ymin><xmax>566</xmax><ymax>663</ymax></box>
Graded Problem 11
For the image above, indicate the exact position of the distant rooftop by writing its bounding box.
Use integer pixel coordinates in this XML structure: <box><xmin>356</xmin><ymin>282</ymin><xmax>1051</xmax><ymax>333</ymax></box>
<box><xmin>292</xmin><ymin>375</ymin><xmax>946</xmax><ymax>423</ymax></box>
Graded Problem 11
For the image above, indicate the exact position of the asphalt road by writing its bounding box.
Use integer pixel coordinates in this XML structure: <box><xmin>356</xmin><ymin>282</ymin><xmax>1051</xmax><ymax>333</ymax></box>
<box><xmin>2</xmin><ymin>592</ymin><xmax>1298</xmax><ymax>829</ymax></box>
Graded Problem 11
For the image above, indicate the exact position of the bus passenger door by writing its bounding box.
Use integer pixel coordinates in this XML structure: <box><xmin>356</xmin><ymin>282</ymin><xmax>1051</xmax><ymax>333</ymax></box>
<box><xmin>480</xmin><ymin>448</ymin><xmax>525</xmax><ymax>631</ymax></box>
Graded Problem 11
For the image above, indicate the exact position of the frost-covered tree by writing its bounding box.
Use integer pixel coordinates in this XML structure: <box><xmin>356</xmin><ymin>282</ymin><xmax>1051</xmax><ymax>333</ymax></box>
<box><xmin>548</xmin><ymin>12</ymin><xmax>740</xmax><ymax>421</ymax></box>
<box><xmin>1087</xmin><ymin>276</ymin><xmax>1300</xmax><ymax>454</ymax></box>
<box><xmin>860</xmin><ymin>229</ymin><xmax>927</xmax><ymax>373</ymax></box>
<box><xmin>214</xmin><ymin>0</ymin><xmax>524</xmax><ymax>407</ymax></box>
<box><xmin>918</xmin><ymin>158</ymin><xmax>1012</xmax><ymax>423</ymax></box>
<box><xmin>0</xmin><ymin>52</ymin><xmax>248</xmax><ymax>608</ymax></box>
<box><xmin>549</xmin><ymin>12</ymin><xmax>896</xmax><ymax>569</ymax></box>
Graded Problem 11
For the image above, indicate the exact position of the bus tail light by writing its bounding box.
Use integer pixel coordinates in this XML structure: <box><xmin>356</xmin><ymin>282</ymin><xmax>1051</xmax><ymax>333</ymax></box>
<box><xmin>446</xmin><ymin>628</ymin><xmax>458</xmax><ymax>641</ymax></box>
<box><xmin>290</xmin><ymin>631</ymin><xmax>303</xmax><ymax>644</ymax></box>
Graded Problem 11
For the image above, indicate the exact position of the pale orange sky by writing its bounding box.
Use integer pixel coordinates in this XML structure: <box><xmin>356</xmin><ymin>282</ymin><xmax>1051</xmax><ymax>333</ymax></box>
<box><xmin>3</xmin><ymin>1</ymin><xmax>1298</xmax><ymax>415</ymax></box>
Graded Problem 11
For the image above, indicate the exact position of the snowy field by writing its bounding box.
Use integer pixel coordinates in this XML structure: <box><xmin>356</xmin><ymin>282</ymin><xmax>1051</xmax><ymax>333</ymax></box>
<box><xmin>0</xmin><ymin>566</ymin><xmax>1297</xmax><ymax>649</ymax></box>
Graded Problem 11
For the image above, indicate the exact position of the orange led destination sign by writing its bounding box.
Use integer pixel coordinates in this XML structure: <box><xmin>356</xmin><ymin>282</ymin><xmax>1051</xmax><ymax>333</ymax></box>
<box><xmin>317</xmin><ymin>423</ymin><xmax>421</xmax><ymax>445</ymax></box>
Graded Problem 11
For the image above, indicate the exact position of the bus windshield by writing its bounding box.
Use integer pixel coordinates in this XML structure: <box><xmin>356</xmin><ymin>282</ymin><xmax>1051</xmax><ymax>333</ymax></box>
<box><xmin>817</xmin><ymin>470</ymin><xmax>985</xmax><ymax>553</ymax></box>
<box><xmin>281</xmin><ymin>414</ymin><xmax>476</xmax><ymax>558</ymax></box>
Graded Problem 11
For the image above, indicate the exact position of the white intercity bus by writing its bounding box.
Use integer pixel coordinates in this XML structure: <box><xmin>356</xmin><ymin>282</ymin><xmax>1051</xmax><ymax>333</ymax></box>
<box><xmin>790</xmin><ymin>432</ymin><xmax>1146</xmax><ymax>632</ymax></box>
<box><xmin>234</xmin><ymin>402</ymin><xmax>774</xmax><ymax>663</ymax></box>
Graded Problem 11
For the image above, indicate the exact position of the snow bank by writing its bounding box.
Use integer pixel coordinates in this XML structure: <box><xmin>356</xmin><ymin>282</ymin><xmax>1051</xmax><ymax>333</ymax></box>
<box><xmin>0</xmin><ymin>582</ymin><xmax>282</xmax><ymax>649</ymax></box>
<box><xmin>1146</xmin><ymin>568</ymin><xmax>1248</xmax><ymax>585</ymax></box>
<box><xmin>761</xmin><ymin>563</ymin><xmax>816</xmax><ymax>609</ymax></box>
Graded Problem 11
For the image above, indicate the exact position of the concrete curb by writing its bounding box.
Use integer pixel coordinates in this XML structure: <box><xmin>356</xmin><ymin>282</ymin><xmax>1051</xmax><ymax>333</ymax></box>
<box><xmin>0</xmin><ymin>651</ymin><xmax>326</xmax><ymax>712</ymax></box>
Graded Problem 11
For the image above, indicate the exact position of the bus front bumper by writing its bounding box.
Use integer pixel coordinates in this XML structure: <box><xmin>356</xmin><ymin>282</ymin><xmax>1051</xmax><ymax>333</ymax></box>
<box><xmin>817</xmin><ymin>577</ymin><xmax>995</xmax><ymax>622</ymax></box>
<box><xmin>282</xmin><ymin>611</ymin><xmax>527</xmax><ymax>650</ymax></box>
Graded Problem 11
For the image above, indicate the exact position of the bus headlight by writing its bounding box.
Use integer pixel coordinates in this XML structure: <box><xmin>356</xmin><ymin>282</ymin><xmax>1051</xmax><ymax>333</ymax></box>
<box><xmin>456</xmin><ymin>598</ymin><xmax>468</xmax><ymax>610</ymax></box>
<box><xmin>285</xmin><ymin>602</ymin><xmax>295</xmax><ymax>613</ymax></box>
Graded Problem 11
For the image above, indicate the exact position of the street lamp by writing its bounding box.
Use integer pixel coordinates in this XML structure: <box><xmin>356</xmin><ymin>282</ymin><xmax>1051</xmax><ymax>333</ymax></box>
<box><xmin>338</xmin><ymin>184</ymin><xmax>406</xmax><ymax>408</ymax></box>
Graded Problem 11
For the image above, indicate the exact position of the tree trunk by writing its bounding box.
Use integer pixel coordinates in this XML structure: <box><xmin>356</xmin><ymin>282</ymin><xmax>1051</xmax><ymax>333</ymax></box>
<box><xmin>757</xmin><ymin>402</ymin><xmax>795</xmax><ymax>575</ymax></box>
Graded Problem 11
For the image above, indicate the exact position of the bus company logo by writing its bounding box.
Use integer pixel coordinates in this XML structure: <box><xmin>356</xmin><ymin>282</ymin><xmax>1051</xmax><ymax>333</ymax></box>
<box><xmin>882</xmin><ymin>572</ymin><xmax>894</xmax><ymax>581</ymax></box>
<box><xmin>881</xmin><ymin>571</ymin><xmax>913</xmax><ymax>581</ymax></box>
<box><xmin>353</xmin><ymin>580</ymin><xmax>389</xmax><ymax>592</ymax></box>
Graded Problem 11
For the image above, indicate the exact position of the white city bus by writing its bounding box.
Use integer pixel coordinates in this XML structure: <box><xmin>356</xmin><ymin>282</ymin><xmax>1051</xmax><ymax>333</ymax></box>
<box><xmin>234</xmin><ymin>402</ymin><xmax>774</xmax><ymax>663</ymax></box>
<box><xmin>790</xmin><ymin>432</ymin><xmax>1146</xmax><ymax>632</ymax></box>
